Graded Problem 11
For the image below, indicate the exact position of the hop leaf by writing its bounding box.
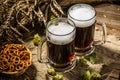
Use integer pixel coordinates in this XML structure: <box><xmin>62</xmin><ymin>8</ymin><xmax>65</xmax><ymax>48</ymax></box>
<box><xmin>89</xmin><ymin>53</ymin><xmax>98</xmax><ymax>64</ymax></box>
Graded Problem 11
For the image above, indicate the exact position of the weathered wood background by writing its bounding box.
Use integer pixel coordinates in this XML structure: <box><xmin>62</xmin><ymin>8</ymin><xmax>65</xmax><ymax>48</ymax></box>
<box><xmin>0</xmin><ymin>2</ymin><xmax>120</xmax><ymax>80</ymax></box>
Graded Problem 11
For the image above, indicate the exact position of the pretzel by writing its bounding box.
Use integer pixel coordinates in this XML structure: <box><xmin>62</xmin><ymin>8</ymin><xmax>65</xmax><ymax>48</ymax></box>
<box><xmin>9</xmin><ymin>64</ymin><xmax>14</xmax><ymax>72</ymax></box>
<box><xmin>0</xmin><ymin>43</ymin><xmax>31</xmax><ymax>72</ymax></box>
<box><xmin>14</xmin><ymin>56</ymin><xmax>21</xmax><ymax>65</ymax></box>
<box><xmin>23</xmin><ymin>60</ymin><xmax>31</xmax><ymax>68</ymax></box>
<box><xmin>16</xmin><ymin>61</ymin><xmax>24</xmax><ymax>71</ymax></box>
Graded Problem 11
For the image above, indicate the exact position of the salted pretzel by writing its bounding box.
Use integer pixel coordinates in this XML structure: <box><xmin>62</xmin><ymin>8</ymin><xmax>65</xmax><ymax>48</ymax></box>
<box><xmin>0</xmin><ymin>43</ymin><xmax>32</xmax><ymax>72</ymax></box>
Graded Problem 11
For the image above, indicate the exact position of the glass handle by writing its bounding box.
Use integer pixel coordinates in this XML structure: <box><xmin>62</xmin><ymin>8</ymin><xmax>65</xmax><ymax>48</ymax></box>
<box><xmin>37</xmin><ymin>37</ymin><xmax>47</xmax><ymax>63</ymax></box>
<box><xmin>95</xmin><ymin>22</ymin><xmax>107</xmax><ymax>45</ymax></box>
<box><xmin>101</xmin><ymin>23</ymin><xmax>107</xmax><ymax>43</ymax></box>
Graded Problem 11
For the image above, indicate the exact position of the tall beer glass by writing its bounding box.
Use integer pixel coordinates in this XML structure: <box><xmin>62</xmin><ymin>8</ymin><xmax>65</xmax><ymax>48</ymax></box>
<box><xmin>68</xmin><ymin>4</ymin><xmax>106</xmax><ymax>56</ymax></box>
<box><xmin>38</xmin><ymin>18</ymin><xmax>76</xmax><ymax>72</ymax></box>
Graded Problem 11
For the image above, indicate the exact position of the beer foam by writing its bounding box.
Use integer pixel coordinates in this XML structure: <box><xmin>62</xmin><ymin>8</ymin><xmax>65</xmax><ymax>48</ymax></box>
<box><xmin>68</xmin><ymin>4</ymin><xmax>96</xmax><ymax>27</ymax></box>
<box><xmin>47</xmin><ymin>22</ymin><xmax>75</xmax><ymax>45</ymax></box>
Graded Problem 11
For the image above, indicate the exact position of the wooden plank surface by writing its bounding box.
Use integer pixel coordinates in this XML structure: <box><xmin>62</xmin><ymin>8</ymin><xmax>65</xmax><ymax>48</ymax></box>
<box><xmin>0</xmin><ymin>3</ymin><xmax>120</xmax><ymax>80</ymax></box>
<box><xmin>95</xmin><ymin>4</ymin><xmax>120</xmax><ymax>30</ymax></box>
<box><xmin>58</xmin><ymin>0</ymin><xmax>110</xmax><ymax>7</ymax></box>
<box><xmin>0</xmin><ymin>29</ymin><xmax>120</xmax><ymax>80</ymax></box>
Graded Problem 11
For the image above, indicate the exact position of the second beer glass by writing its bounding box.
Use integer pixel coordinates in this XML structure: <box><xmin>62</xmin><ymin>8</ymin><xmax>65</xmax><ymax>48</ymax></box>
<box><xmin>68</xmin><ymin>4</ymin><xmax>106</xmax><ymax>56</ymax></box>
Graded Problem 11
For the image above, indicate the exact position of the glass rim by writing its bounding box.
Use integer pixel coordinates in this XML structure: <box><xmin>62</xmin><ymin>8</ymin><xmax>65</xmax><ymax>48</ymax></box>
<box><xmin>68</xmin><ymin>4</ymin><xmax>96</xmax><ymax>21</ymax></box>
<box><xmin>47</xmin><ymin>17</ymin><xmax>76</xmax><ymax>36</ymax></box>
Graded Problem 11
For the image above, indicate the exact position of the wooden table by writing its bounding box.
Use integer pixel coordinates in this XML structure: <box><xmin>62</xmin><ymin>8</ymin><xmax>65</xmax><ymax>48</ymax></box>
<box><xmin>0</xmin><ymin>3</ymin><xmax>120</xmax><ymax>80</ymax></box>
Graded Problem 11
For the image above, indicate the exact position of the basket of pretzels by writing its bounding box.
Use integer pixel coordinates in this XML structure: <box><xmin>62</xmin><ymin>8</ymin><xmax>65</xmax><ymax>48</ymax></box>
<box><xmin>0</xmin><ymin>43</ymin><xmax>32</xmax><ymax>76</ymax></box>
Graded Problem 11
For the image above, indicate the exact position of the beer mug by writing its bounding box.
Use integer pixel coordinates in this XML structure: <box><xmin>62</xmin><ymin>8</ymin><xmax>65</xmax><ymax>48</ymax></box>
<box><xmin>68</xmin><ymin>4</ymin><xmax>106</xmax><ymax>56</ymax></box>
<box><xmin>37</xmin><ymin>18</ymin><xmax>76</xmax><ymax>72</ymax></box>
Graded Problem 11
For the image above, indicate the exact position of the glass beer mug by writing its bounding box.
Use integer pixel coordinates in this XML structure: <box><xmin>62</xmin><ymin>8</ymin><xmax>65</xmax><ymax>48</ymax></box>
<box><xmin>37</xmin><ymin>18</ymin><xmax>76</xmax><ymax>72</ymax></box>
<box><xmin>68</xmin><ymin>4</ymin><xmax>107</xmax><ymax>56</ymax></box>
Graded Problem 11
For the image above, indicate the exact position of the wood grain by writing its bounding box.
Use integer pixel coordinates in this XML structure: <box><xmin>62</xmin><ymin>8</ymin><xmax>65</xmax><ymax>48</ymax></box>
<box><xmin>95</xmin><ymin>4</ymin><xmax>120</xmax><ymax>30</ymax></box>
<box><xmin>0</xmin><ymin>3</ymin><xmax>120</xmax><ymax>80</ymax></box>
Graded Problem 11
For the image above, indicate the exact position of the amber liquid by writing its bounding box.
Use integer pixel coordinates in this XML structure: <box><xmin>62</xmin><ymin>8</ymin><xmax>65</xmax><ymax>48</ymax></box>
<box><xmin>47</xmin><ymin>41</ymin><xmax>75</xmax><ymax>68</ymax></box>
<box><xmin>75</xmin><ymin>24</ymin><xmax>95</xmax><ymax>52</ymax></box>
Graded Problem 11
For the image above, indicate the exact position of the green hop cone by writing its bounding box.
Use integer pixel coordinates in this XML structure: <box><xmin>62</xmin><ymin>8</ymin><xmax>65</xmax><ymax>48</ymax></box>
<box><xmin>50</xmin><ymin>15</ymin><xmax>56</xmax><ymax>20</ymax></box>
<box><xmin>50</xmin><ymin>15</ymin><xmax>58</xmax><ymax>25</ymax></box>
<box><xmin>83</xmin><ymin>70</ymin><xmax>91</xmax><ymax>80</ymax></box>
<box><xmin>33</xmin><ymin>34</ymin><xmax>41</xmax><ymax>46</ymax></box>
<box><xmin>52</xmin><ymin>74</ymin><xmax>63</xmax><ymax>80</ymax></box>
<box><xmin>91</xmin><ymin>72</ymin><xmax>101</xmax><ymax>79</ymax></box>
<box><xmin>47</xmin><ymin>69</ymin><xmax>56</xmax><ymax>76</ymax></box>
<box><xmin>78</xmin><ymin>56</ymin><xmax>87</xmax><ymax>66</ymax></box>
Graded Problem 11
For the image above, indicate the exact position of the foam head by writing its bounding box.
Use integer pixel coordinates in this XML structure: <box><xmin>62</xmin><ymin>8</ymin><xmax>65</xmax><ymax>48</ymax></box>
<box><xmin>68</xmin><ymin>4</ymin><xmax>96</xmax><ymax>27</ymax></box>
<box><xmin>47</xmin><ymin>22</ymin><xmax>75</xmax><ymax>45</ymax></box>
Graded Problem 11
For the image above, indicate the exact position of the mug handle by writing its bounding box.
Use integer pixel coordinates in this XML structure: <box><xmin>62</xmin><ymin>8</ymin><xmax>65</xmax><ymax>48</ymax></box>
<box><xmin>37</xmin><ymin>37</ymin><xmax>47</xmax><ymax>63</ymax></box>
<box><xmin>94</xmin><ymin>22</ymin><xmax>107</xmax><ymax>45</ymax></box>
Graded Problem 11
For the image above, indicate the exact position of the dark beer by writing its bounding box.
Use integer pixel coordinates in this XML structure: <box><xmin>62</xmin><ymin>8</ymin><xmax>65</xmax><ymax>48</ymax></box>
<box><xmin>68</xmin><ymin>4</ymin><xmax>96</xmax><ymax>54</ymax></box>
<box><xmin>47</xmin><ymin>40</ymin><xmax>75</xmax><ymax>68</ymax></box>
<box><xmin>46</xmin><ymin>19</ymin><xmax>76</xmax><ymax>71</ymax></box>
<box><xmin>75</xmin><ymin>24</ymin><xmax>95</xmax><ymax>52</ymax></box>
